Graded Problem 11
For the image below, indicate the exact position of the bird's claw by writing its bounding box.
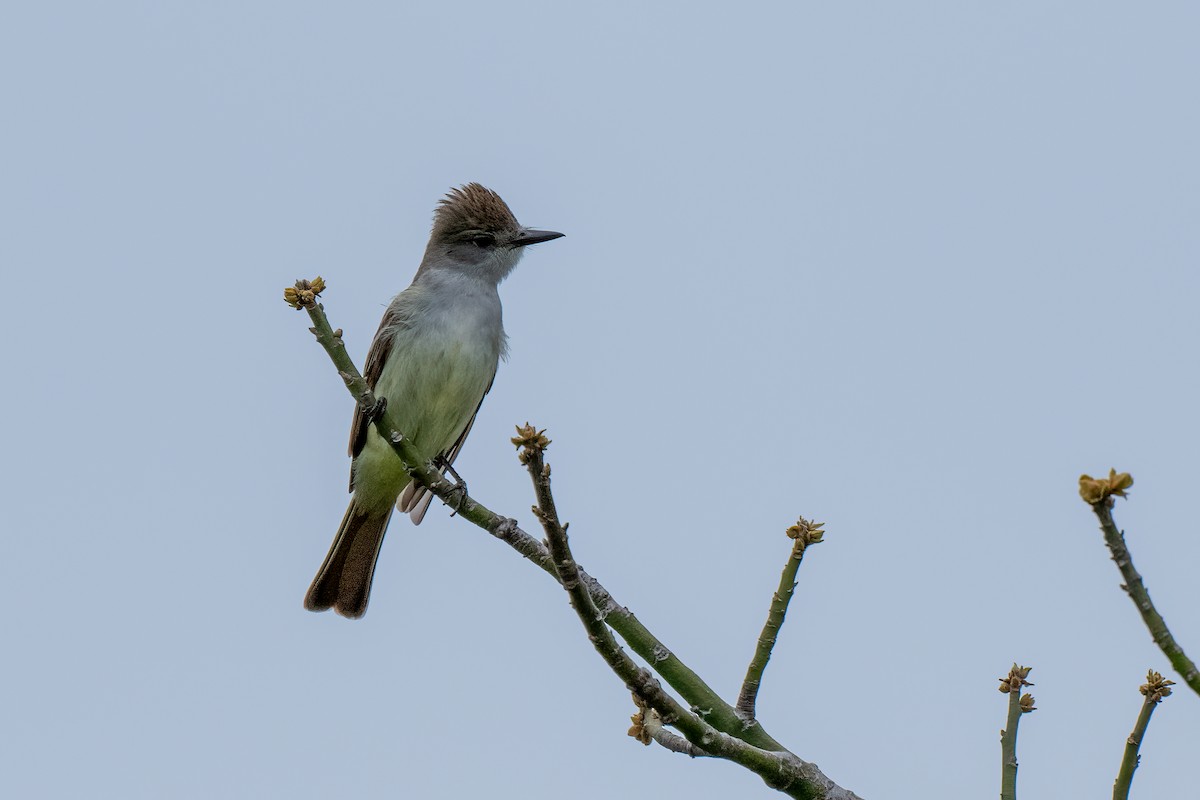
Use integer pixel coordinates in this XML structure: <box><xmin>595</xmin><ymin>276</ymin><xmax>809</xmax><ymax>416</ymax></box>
<box><xmin>436</xmin><ymin>456</ymin><xmax>469</xmax><ymax>516</ymax></box>
<box><xmin>367</xmin><ymin>396</ymin><xmax>387</xmax><ymax>421</ymax></box>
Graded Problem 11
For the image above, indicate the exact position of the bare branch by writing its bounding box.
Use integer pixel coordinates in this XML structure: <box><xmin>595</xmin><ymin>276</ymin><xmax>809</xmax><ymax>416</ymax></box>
<box><xmin>291</xmin><ymin>284</ymin><xmax>784</xmax><ymax>748</ymax></box>
<box><xmin>1112</xmin><ymin>670</ymin><xmax>1175</xmax><ymax>800</ymax></box>
<box><xmin>998</xmin><ymin>664</ymin><xmax>1035</xmax><ymax>800</ymax></box>
<box><xmin>737</xmin><ymin>517</ymin><xmax>824</xmax><ymax>721</ymax></box>
<box><xmin>630</xmin><ymin>698</ymin><xmax>712</xmax><ymax>758</ymax></box>
<box><xmin>514</xmin><ymin>433</ymin><xmax>860</xmax><ymax>799</ymax></box>
<box><xmin>288</xmin><ymin>284</ymin><xmax>862</xmax><ymax>799</ymax></box>
<box><xmin>1079</xmin><ymin>471</ymin><xmax>1200</xmax><ymax>696</ymax></box>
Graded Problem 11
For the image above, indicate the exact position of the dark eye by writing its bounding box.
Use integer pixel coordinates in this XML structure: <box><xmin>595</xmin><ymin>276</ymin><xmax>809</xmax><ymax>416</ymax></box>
<box><xmin>471</xmin><ymin>234</ymin><xmax>495</xmax><ymax>248</ymax></box>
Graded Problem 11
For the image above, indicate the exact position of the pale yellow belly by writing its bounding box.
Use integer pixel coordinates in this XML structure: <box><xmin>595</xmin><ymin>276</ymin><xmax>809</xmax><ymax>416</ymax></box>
<box><xmin>350</xmin><ymin>328</ymin><xmax>497</xmax><ymax>514</ymax></box>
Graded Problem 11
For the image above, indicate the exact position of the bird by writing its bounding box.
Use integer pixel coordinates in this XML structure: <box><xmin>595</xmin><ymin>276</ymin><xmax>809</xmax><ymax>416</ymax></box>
<box><xmin>304</xmin><ymin>183</ymin><xmax>563</xmax><ymax>618</ymax></box>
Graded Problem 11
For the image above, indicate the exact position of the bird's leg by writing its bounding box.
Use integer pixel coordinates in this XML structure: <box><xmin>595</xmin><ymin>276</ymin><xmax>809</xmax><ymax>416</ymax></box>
<box><xmin>366</xmin><ymin>396</ymin><xmax>387</xmax><ymax>421</ymax></box>
<box><xmin>435</xmin><ymin>456</ymin><xmax>469</xmax><ymax>515</ymax></box>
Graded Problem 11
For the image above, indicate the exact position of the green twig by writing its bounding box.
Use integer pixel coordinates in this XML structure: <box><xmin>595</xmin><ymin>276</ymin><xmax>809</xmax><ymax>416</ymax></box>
<box><xmin>288</xmin><ymin>282</ymin><xmax>869</xmax><ymax>799</ymax></box>
<box><xmin>998</xmin><ymin>664</ymin><xmax>1035</xmax><ymax>800</ymax></box>
<box><xmin>633</xmin><ymin>702</ymin><xmax>713</xmax><ymax>757</ymax></box>
<box><xmin>291</xmin><ymin>284</ymin><xmax>786</xmax><ymax>748</ymax></box>
<box><xmin>513</xmin><ymin>436</ymin><xmax>859</xmax><ymax>800</ymax></box>
<box><xmin>1079</xmin><ymin>474</ymin><xmax>1200</xmax><ymax>696</ymax></box>
<box><xmin>737</xmin><ymin>518</ymin><xmax>824</xmax><ymax>721</ymax></box>
<box><xmin>1112</xmin><ymin>670</ymin><xmax>1174</xmax><ymax>800</ymax></box>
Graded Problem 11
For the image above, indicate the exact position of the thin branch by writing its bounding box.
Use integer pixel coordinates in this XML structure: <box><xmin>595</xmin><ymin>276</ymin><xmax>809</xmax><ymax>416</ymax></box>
<box><xmin>514</xmin><ymin>433</ymin><xmax>860</xmax><ymax>800</ymax></box>
<box><xmin>999</xmin><ymin>690</ymin><xmax>1022</xmax><ymax>800</ymax></box>
<box><xmin>998</xmin><ymin>664</ymin><xmax>1035</xmax><ymax>800</ymax></box>
<box><xmin>641</xmin><ymin>707</ymin><xmax>713</xmax><ymax>757</ymax></box>
<box><xmin>1078</xmin><ymin>472</ymin><xmax>1200</xmax><ymax>696</ymax></box>
<box><xmin>737</xmin><ymin>519</ymin><xmax>824</xmax><ymax>720</ymax></box>
<box><xmin>287</xmin><ymin>283</ymin><xmax>861</xmax><ymax>798</ymax></box>
<box><xmin>1112</xmin><ymin>670</ymin><xmax>1174</xmax><ymax>800</ymax></box>
<box><xmin>290</xmin><ymin>285</ymin><xmax>783</xmax><ymax>748</ymax></box>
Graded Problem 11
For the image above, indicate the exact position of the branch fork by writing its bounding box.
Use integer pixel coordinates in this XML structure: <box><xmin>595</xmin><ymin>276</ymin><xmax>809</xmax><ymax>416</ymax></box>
<box><xmin>288</xmin><ymin>279</ymin><xmax>860</xmax><ymax>800</ymax></box>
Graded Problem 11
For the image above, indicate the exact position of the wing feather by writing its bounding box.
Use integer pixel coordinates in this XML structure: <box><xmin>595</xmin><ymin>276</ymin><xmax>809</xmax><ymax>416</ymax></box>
<box><xmin>347</xmin><ymin>305</ymin><xmax>406</xmax><ymax>491</ymax></box>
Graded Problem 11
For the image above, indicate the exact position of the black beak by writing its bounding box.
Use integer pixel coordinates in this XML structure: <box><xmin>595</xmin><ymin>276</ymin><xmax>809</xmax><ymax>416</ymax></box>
<box><xmin>511</xmin><ymin>228</ymin><xmax>565</xmax><ymax>247</ymax></box>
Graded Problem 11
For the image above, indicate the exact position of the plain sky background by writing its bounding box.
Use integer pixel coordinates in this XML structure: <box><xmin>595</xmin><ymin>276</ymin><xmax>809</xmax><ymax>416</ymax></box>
<box><xmin>3</xmin><ymin>3</ymin><xmax>1198</xmax><ymax>798</ymax></box>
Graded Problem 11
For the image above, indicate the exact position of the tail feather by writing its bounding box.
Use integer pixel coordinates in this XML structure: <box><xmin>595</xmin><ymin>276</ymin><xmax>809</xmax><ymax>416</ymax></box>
<box><xmin>304</xmin><ymin>502</ymin><xmax>394</xmax><ymax>619</ymax></box>
<box><xmin>398</xmin><ymin>481</ymin><xmax>435</xmax><ymax>525</ymax></box>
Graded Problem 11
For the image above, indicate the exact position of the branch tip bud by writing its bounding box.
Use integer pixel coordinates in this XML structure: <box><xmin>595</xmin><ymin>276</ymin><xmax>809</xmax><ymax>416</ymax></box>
<box><xmin>998</xmin><ymin>664</ymin><xmax>1034</xmax><ymax>693</ymax></box>
<box><xmin>786</xmin><ymin>517</ymin><xmax>825</xmax><ymax>549</ymax></box>
<box><xmin>284</xmin><ymin>276</ymin><xmax>327</xmax><ymax>310</ymax></box>
<box><xmin>512</xmin><ymin>422</ymin><xmax>551</xmax><ymax>464</ymax></box>
<box><xmin>1078</xmin><ymin>469</ymin><xmax>1133</xmax><ymax>506</ymax></box>
<box><xmin>1140</xmin><ymin>669</ymin><xmax>1175</xmax><ymax>703</ymax></box>
<box><xmin>627</xmin><ymin>694</ymin><xmax>652</xmax><ymax>745</ymax></box>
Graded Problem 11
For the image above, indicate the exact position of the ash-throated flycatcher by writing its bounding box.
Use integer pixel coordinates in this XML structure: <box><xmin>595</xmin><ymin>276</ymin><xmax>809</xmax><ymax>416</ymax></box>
<box><xmin>305</xmin><ymin>184</ymin><xmax>563</xmax><ymax>618</ymax></box>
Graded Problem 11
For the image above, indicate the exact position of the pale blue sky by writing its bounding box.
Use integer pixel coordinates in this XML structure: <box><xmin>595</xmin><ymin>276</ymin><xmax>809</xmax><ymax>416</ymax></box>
<box><xmin>3</xmin><ymin>3</ymin><xmax>1198</xmax><ymax>798</ymax></box>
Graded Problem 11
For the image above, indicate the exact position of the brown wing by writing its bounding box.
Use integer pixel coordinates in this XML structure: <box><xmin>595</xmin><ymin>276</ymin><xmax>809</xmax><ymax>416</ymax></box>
<box><xmin>347</xmin><ymin>307</ymin><xmax>405</xmax><ymax>492</ymax></box>
<box><xmin>397</xmin><ymin>376</ymin><xmax>493</xmax><ymax>524</ymax></box>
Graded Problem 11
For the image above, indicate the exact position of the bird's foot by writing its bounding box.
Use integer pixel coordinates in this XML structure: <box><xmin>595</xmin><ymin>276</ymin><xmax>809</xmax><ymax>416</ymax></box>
<box><xmin>435</xmin><ymin>457</ymin><xmax>469</xmax><ymax>515</ymax></box>
<box><xmin>367</xmin><ymin>396</ymin><xmax>387</xmax><ymax>421</ymax></box>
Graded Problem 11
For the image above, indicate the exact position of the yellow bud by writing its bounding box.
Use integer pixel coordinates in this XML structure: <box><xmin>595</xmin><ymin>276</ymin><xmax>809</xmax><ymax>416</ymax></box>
<box><xmin>1079</xmin><ymin>469</ymin><xmax>1133</xmax><ymax>504</ymax></box>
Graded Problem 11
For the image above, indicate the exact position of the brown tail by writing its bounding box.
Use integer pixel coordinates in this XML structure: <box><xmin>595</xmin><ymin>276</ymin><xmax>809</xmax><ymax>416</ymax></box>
<box><xmin>304</xmin><ymin>502</ymin><xmax>394</xmax><ymax>619</ymax></box>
